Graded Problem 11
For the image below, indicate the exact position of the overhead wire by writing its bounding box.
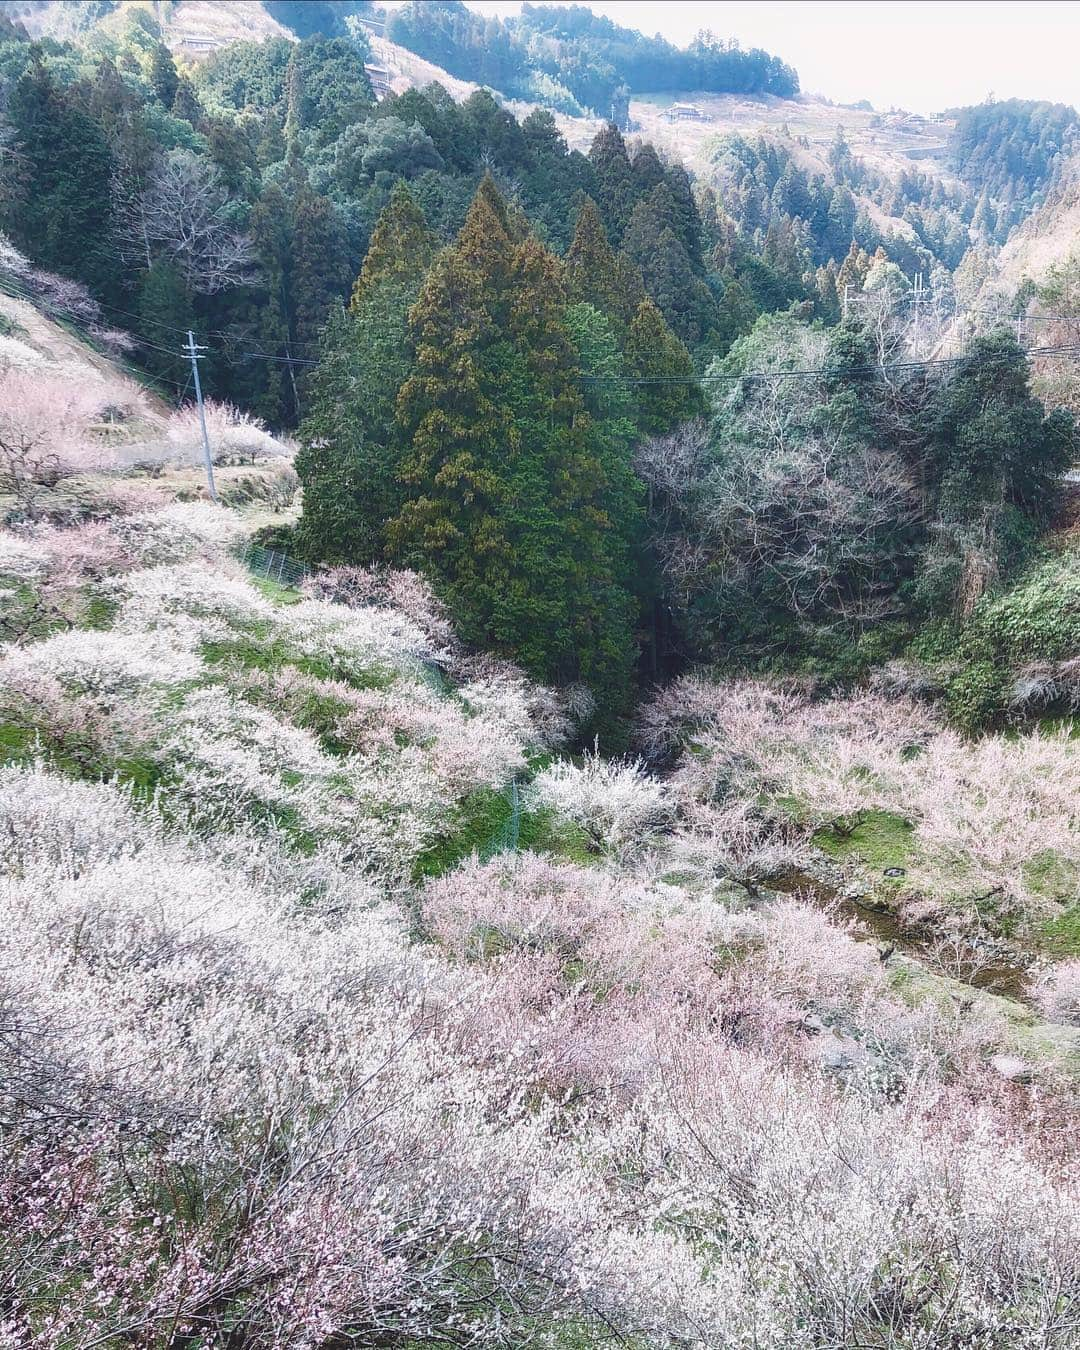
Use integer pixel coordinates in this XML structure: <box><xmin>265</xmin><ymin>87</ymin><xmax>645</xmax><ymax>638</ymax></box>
<box><xmin>0</xmin><ymin>275</ymin><xmax>189</xmax><ymax>403</ymax></box>
<box><xmin>7</xmin><ymin>268</ymin><xmax>1080</xmax><ymax>391</ymax></box>
<box><xmin>0</xmin><ymin>274</ymin><xmax>327</xmax><ymax>360</ymax></box>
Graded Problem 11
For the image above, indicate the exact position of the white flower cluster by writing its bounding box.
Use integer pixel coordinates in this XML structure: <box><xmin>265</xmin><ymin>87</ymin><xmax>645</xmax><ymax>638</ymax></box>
<box><xmin>0</xmin><ymin>532</ymin><xmax>50</xmax><ymax>582</ymax></box>
<box><xmin>648</xmin><ymin>673</ymin><xmax>1080</xmax><ymax>920</ymax></box>
<box><xmin>281</xmin><ymin>597</ymin><xmax>437</xmax><ymax>681</ymax></box>
<box><xmin>109</xmin><ymin>501</ymin><xmax>246</xmax><ymax>566</ymax></box>
<box><xmin>0</xmin><ymin>626</ymin><xmax>203</xmax><ymax>697</ymax></box>
<box><xmin>528</xmin><ymin>748</ymin><xmax>673</xmax><ymax>858</ymax></box>
<box><xmin>4</xmin><ymin>760</ymin><xmax>1075</xmax><ymax>1349</ymax></box>
<box><xmin>167</xmin><ymin>400</ymin><xmax>288</xmax><ymax>465</ymax></box>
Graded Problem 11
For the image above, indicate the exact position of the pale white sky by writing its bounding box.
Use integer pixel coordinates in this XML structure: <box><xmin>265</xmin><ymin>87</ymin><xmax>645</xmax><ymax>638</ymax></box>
<box><xmin>400</xmin><ymin>1</ymin><xmax>1080</xmax><ymax>115</ymax></box>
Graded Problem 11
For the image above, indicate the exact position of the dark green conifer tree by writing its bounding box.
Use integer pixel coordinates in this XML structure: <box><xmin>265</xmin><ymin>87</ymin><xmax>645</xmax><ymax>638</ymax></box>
<box><xmin>296</xmin><ymin>183</ymin><xmax>437</xmax><ymax>564</ymax></box>
<box><xmin>290</xmin><ymin>187</ymin><xmax>352</xmax><ymax>360</ymax></box>
<box><xmin>625</xmin><ymin>299</ymin><xmax>705</xmax><ymax>435</ymax></box>
<box><xmin>247</xmin><ymin>182</ymin><xmax>293</xmax><ymax>424</ymax></box>
<box><xmin>660</xmin><ymin>158</ymin><xmax>706</xmax><ymax>269</ymax></box>
<box><xmin>565</xmin><ymin>197</ymin><xmax>643</xmax><ymax>327</ymax></box>
<box><xmin>171</xmin><ymin>79</ymin><xmax>203</xmax><ymax>126</ymax></box>
<box><xmin>89</xmin><ymin>57</ymin><xmax>131</xmax><ymax>132</ymax></box>
<box><xmin>351</xmin><ymin>179</ymin><xmax>436</xmax><ymax>309</ymax></box>
<box><xmin>622</xmin><ymin>187</ymin><xmax>717</xmax><ymax>344</ymax></box>
<box><xmin>387</xmin><ymin>183</ymin><xmax>517</xmax><ymax>600</ymax></box>
<box><xmin>588</xmin><ymin>121</ymin><xmax>637</xmax><ymax>245</ymax></box>
<box><xmin>388</xmin><ymin>179</ymin><xmax>642</xmax><ymax>724</ymax></box>
<box><xmin>137</xmin><ymin>260</ymin><xmax>194</xmax><ymax>383</ymax></box>
<box><xmin>714</xmin><ymin>271</ymin><xmax>759</xmax><ymax>350</ymax></box>
<box><xmin>150</xmin><ymin>43</ymin><xmax>180</xmax><ymax>109</ymax></box>
<box><xmin>3</xmin><ymin>62</ymin><xmax>116</xmax><ymax>291</ymax></box>
<box><xmin>923</xmin><ymin>332</ymin><xmax>1074</xmax><ymax>524</ymax></box>
<box><xmin>631</xmin><ymin>142</ymin><xmax>665</xmax><ymax>196</ymax></box>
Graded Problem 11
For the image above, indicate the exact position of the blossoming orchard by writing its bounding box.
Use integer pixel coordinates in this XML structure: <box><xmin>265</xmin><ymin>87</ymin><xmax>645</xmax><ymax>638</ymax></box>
<box><xmin>0</xmin><ymin>484</ymin><xmax>1075</xmax><ymax>1350</ymax></box>
<box><xmin>0</xmin><ymin>8</ymin><xmax>1079</xmax><ymax>1343</ymax></box>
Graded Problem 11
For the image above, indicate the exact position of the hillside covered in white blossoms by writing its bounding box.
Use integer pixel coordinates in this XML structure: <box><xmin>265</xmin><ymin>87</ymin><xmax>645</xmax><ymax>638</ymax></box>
<box><xmin>1</xmin><ymin>5</ymin><xmax>1079</xmax><ymax>1340</ymax></box>
<box><xmin>0</xmin><ymin>484</ymin><xmax>1078</xmax><ymax>1349</ymax></box>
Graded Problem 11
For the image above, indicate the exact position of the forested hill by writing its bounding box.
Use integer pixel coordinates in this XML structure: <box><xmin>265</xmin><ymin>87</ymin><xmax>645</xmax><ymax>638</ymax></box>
<box><xmin>383</xmin><ymin>0</ymin><xmax>798</xmax><ymax>118</ymax></box>
<box><xmin>948</xmin><ymin>98</ymin><xmax>1079</xmax><ymax>204</ymax></box>
<box><xmin>2</xmin><ymin>0</ymin><xmax>1079</xmax><ymax>718</ymax></box>
<box><xmin>0</xmin><ymin>1</ymin><xmax>799</xmax><ymax>118</ymax></box>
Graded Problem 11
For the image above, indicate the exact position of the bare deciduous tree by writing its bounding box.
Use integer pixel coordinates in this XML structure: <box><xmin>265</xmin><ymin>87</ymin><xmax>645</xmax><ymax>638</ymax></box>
<box><xmin>120</xmin><ymin>149</ymin><xmax>256</xmax><ymax>294</ymax></box>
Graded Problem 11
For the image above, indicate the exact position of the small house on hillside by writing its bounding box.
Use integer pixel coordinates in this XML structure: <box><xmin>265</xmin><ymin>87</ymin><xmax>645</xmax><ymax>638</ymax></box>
<box><xmin>178</xmin><ymin>34</ymin><xmax>223</xmax><ymax>55</ymax></box>
<box><xmin>365</xmin><ymin>65</ymin><xmax>393</xmax><ymax>100</ymax></box>
<box><xmin>664</xmin><ymin>103</ymin><xmax>711</xmax><ymax>124</ymax></box>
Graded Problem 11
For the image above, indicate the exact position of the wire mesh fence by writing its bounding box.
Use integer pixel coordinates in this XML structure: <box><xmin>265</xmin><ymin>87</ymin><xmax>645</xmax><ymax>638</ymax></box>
<box><xmin>479</xmin><ymin>780</ymin><xmax>522</xmax><ymax>862</ymax></box>
<box><xmin>238</xmin><ymin>542</ymin><xmax>311</xmax><ymax>589</ymax></box>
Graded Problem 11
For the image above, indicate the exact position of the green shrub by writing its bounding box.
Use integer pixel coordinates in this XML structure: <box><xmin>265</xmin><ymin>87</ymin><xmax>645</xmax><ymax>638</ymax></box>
<box><xmin>974</xmin><ymin>553</ymin><xmax>1080</xmax><ymax>663</ymax></box>
<box><xmin>910</xmin><ymin>547</ymin><xmax>1080</xmax><ymax>733</ymax></box>
<box><xmin>413</xmin><ymin>788</ymin><xmax>515</xmax><ymax>880</ymax></box>
<box><xmin>943</xmin><ymin>659</ymin><xmax>1011</xmax><ymax>734</ymax></box>
<box><xmin>250</xmin><ymin>522</ymin><xmax>299</xmax><ymax>553</ymax></box>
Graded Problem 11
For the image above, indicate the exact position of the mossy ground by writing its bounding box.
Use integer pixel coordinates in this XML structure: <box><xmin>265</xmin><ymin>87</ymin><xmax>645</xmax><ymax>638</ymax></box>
<box><xmin>201</xmin><ymin>627</ymin><xmax>394</xmax><ymax>691</ymax></box>
<box><xmin>413</xmin><ymin>790</ymin><xmax>596</xmax><ymax>882</ymax></box>
<box><xmin>249</xmin><ymin>575</ymin><xmax>302</xmax><ymax>605</ymax></box>
<box><xmin>1021</xmin><ymin>851</ymin><xmax>1080</xmax><ymax>954</ymax></box>
<box><xmin>813</xmin><ymin>809</ymin><xmax>916</xmax><ymax>872</ymax></box>
<box><xmin>1040</xmin><ymin>906</ymin><xmax>1080</xmax><ymax>956</ymax></box>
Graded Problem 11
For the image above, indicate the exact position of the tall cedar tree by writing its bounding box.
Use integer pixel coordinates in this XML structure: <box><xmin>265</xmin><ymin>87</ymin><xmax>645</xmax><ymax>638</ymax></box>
<box><xmin>622</xmin><ymin>185</ymin><xmax>717</xmax><ymax>344</ymax></box>
<box><xmin>289</xmin><ymin>186</ymin><xmax>352</xmax><ymax>360</ymax></box>
<box><xmin>631</xmin><ymin>142</ymin><xmax>666</xmax><ymax>197</ymax></box>
<box><xmin>246</xmin><ymin>182</ymin><xmax>293</xmax><ymax>426</ymax></box>
<box><xmin>246</xmin><ymin>181</ymin><xmax>353</xmax><ymax>426</ymax></box>
<box><xmin>626</xmin><ymin>299</ymin><xmax>706</xmax><ymax>435</ymax></box>
<box><xmin>565</xmin><ymin>197</ymin><xmax>644</xmax><ymax>327</ymax></box>
<box><xmin>518</xmin><ymin>108</ymin><xmax>596</xmax><ymax>251</ymax></box>
<box><xmin>563</xmin><ymin>300</ymin><xmax>652</xmax><ymax>668</ymax></box>
<box><xmin>3</xmin><ymin>62</ymin><xmax>116</xmax><ymax>291</ymax></box>
<box><xmin>150</xmin><ymin>43</ymin><xmax>179</xmax><ymax>109</ymax></box>
<box><xmin>296</xmin><ymin>183</ymin><xmax>436</xmax><ymax>563</ymax></box>
<box><xmin>588</xmin><ymin>122</ymin><xmax>637</xmax><ymax>246</ymax></box>
<box><xmin>351</xmin><ymin>179</ymin><xmax>437</xmax><ymax>308</ymax></box>
<box><xmin>249</xmin><ymin>89</ymin><xmax>352</xmax><ymax>425</ymax></box>
<box><xmin>388</xmin><ymin>178</ymin><xmax>640</xmax><ymax>724</ymax></box>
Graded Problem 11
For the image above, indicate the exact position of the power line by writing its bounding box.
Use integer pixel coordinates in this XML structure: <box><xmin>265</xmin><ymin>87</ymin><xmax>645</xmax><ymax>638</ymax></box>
<box><xmin>0</xmin><ymin>275</ymin><xmax>190</xmax><ymax>403</ymax></box>
<box><xmin>575</xmin><ymin>342</ymin><xmax>1080</xmax><ymax>386</ymax></box>
<box><xmin>0</xmin><ymin>272</ymin><xmax>329</xmax><ymax>358</ymax></box>
<box><xmin>8</xmin><ymin>268</ymin><xmax>1080</xmax><ymax>391</ymax></box>
<box><xmin>232</xmin><ymin>349</ymin><xmax>320</xmax><ymax>367</ymax></box>
<box><xmin>178</xmin><ymin>334</ymin><xmax>1080</xmax><ymax>384</ymax></box>
<box><xmin>135</xmin><ymin>335</ymin><xmax>191</xmax><ymax>359</ymax></box>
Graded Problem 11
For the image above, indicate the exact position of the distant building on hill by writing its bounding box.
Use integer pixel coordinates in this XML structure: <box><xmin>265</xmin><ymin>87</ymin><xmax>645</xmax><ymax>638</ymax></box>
<box><xmin>178</xmin><ymin>34</ymin><xmax>224</xmax><ymax>55</ymax></box>
<box><xmin>355</xmin><ymin>15</ymin><xmax>387</xmax><ymax>36</ymax></box>
<box><xmin>664</xmin><ymin>103</ymin><xmax>710</xmax><ymax>124</ymax></box>
<box><xmin>884</xmin><ymin>111</ymin><xmax>929</xmax><ymax>134</ymax></box>
<box><xmin>365</xmin><ymin>64</ymin><xmax>393</xmax><ymax>100</ymax></box>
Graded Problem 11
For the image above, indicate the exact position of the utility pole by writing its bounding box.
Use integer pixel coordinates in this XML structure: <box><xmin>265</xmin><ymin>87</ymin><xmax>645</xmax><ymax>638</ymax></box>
<box><xmin>911</xmin><ymin>272</ymin><xmax>922</xmax><ymax>356</ymax></box>
<box><xmin>183</xmin><ymin>330</ymin><xmax>218</xmax><ymax>503</ymax></box>
<box><xmin>842</xmin><ymin>283</ymin><xmax>850</xmax><ymax>322</ymax></box>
